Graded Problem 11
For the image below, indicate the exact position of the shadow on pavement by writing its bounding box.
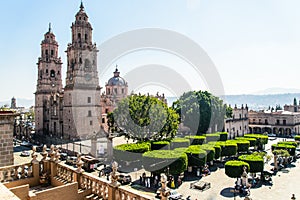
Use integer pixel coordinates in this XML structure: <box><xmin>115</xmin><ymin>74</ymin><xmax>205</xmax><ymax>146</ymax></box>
<box><xmin>14</xmin><ymin>145</ymin><xmax>30</xmax><ymax>153</ymax></box>
<box><xmin>220</xmin><ymin>187</ymin><xmax>236</xmax><ymax>198</ymax></box>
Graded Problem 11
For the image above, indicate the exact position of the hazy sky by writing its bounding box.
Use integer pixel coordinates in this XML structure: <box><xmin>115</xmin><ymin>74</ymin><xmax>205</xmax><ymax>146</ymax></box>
<box><xmin>1</xmin><ymin>0</ymin><xmax>300</xmax><ymax>101</ymax></box>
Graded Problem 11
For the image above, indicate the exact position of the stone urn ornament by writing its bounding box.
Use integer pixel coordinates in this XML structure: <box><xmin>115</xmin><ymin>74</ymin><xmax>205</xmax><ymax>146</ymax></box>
<box><xmin>76</xmin><ymin>153</ymin><xmax>84</xmax><ymax>173</ymax></box>
<box><xmin>31</xmin><ymin>146</ymin><xmax>39</xmax><ymax>164</ymax></box>
<box><xmin>110</xmin><ymin>161</ymin><xmax>120</xmax><ymax>186</ymax></box>
<box><xmin>49</xmin><ymin>144</ymin><xmax>56</xmax><ymax>161</ymax></box>
<box><xmin>40</xmin><ymin>144</ymin><xmax>48</xmax><ymax>161</ymax></box>
<box><xmin>157</xmin><ymin>173</ymin><xmax>170</xmax><ymax>200</ymax></box>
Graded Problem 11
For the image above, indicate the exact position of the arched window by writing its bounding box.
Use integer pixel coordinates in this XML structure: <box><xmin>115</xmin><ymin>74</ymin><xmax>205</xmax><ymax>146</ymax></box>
<box><xmin>51</xmin><ymin>50</ymin><xmax>54</xmax><ymax>56</ymax></box>
<box><xmin>85</xmin><ymin>34</ymin><xmax>88</xmax><ymax>41</ymax></box>
<box><xmin>50</xmin><ymin>70</ymin><xmax>55</xmax><ymax>77</ymax></box>
<box><xmin>78</xmin><ymin>33</ymin><xmax>81</xmax><ymax>40</ymax></box>
<box><xmin>45</xmin><ymin>50</ymin><xmax>48</xmax><ymax>55</ymax></box>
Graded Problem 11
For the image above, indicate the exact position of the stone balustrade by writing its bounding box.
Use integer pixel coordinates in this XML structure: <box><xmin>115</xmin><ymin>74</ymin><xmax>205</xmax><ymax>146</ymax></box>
<box><xmin>0</xmin><ymin>163</ymin><xmax>32</xmax><ymax>183</ymax></box>
<box><xmin>56</xmin><ymin>164</ymin><xmax>75</xmax><ymax>183</ymax></box>
<box><xmin>118</xmin><ymin>186</ymin><xmax>153</xmax><ymax>200</ymax></box>
<box><xmin>79</xmin><ymin>173</ymin><xmax>109</xmax><ymax>199</ymax></box>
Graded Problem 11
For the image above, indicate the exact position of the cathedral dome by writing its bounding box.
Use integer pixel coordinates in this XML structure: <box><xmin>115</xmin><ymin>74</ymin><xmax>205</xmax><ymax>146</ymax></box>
<box><xmin>107</xmin><ymin>68</ymin><xmax>127</xmax><ymax>86</ymax></box>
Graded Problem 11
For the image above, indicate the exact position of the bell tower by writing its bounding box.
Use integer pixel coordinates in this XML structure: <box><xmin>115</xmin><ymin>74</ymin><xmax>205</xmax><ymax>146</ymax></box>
<box><xmin>35</xmin><ymin>24</ymin><xmax>63</xmax><ymax>135</ymax></box>
<box><xmin>63</xmin><ymin>2</ymin><xmax>101</xmax><ymax>139</ymax></box>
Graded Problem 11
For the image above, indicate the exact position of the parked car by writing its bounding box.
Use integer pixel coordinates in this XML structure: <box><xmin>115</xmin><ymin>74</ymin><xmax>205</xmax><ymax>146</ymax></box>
<box><xmin>81</xmin><ymin>155</ymin><xmax>101</xmax><ymax>172</ymax></box>
<box><xmin>168</xmin><ymin>190</ymin><xmax>182</xmax><ymax>200</ymax></box>
<box><xmin>20</xmin><ymin>150</ymin><xmax>30</xmax><ymax>157</ymax></box>
<box><xmin>117</xmin><ymin>173</ymin><xmax>131</xmax><ymax>185</ymax></box>
<box><xmin>60</xmin><ymin>153</ymin><xmax>68</xmax><ymax>161</ymax></box>
<box><xmin>65</xmin><ymin>156</ymin><xmax>77</xmax><ymax>166</ymax></box>
<box><xmin>99</xmin><ymin>166</ymin><xmax>112</xmax><ymax>176</ymax></box>
<box><xmin>267</xmin><ymin>133</ymin><xmax>276</xmax><ymax>137</ymax></box>
<box><xmin>20</xmin><ymin>141</ymin><xmax>33</xmax><ymax>148</ymax></box>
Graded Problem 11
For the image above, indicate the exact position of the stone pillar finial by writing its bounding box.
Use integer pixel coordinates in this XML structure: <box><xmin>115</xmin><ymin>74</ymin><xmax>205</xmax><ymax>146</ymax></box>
<box><xmin>31</xmin><ymin>146</ymin><xmax>39</xmax><ymax>164</ymax></box>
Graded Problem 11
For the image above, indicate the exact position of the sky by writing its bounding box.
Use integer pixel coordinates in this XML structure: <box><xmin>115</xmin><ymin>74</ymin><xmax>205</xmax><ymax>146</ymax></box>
<box><xmin>1</xmin><ymin>0</ymin><xmax>300</xmax><ymax>103</ymax></box>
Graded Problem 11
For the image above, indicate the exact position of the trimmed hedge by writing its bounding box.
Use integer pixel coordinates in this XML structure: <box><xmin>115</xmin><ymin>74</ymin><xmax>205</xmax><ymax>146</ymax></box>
<box><xmin>205</xmin><ymin>134</ymin><xmax>220</xmax><ymax>143</ymax></box>
<box><xmin>216</xmin><ymin>141</ymin><xmax>237</xmax><ymax>157</ymax></box>
<box><xmin>113</xmin><ymin>143</ymin><xmax>150</xmax><ymax>162</ymax></box>
<box><xmin>142</xmin><ymin>150</ymin><xmax>188</xmax><ymax>174</ymax></box>
<box><xmin>244</xmin><ymin>134</ymin><xmax>268</xmax><ymax>145</ymax></box>
<box><xmin>185</xmin><ymin>135</ymin><xmax>206</xmax><ymax>145</ymax></box>
<box><xmin>200</xmin><ymin>144</ymin><xmax>215</xmax><ymax>162</ymax></box>
<box><xmin>277</xmin><ymin>141</ymin><xmax>297</xmax><ymax>147</ymax></box>
<box><xmin>271</xmin><ymin>143</ymin><xmax>296</xmax><ymax>156</ymax></box>
<box><xmin>235</xmin><ymin>137</ymin><xmax>256</xmax><ymax>147</ymax></box>
<box><xmin>294</xmin><ymin>135</ymin><xmax>300</xmax><ymax>141</ymax></box>
<box><xmin>218</xmin><ymin>132</ymin><xmax>228</xmax><ymax>141</ymax></box>
<box><xmin>225</xmin><ymin>160</ymin><xmax>250</xmax><ymax>178</ymax></box>
<box><xmin>151</xmin><ymin>141</ymin><xmax>170</xmax><ymax>150</ymax></box>
<box><xmin>170</xmin><ymin>138</ymin><xmax>190</xmax><ymax>150</ymax></box>
<box><xmin>227</xmin><ymin>140</ymin><xmax>250</xmax><ymax>153</ymax></box>
<box><xmin>238</xmin><ymin>154</ymin><xmax>264</xmax><ymax>173</ymax></box>
<box><xmin>185</xmin><ymin>145</ymin><xmax>207</xmax><ymax>167</ymax></box>
<box><xmin>207</xmin><ymin>142</ymin><xmax>222</xmax><ymax>159</ymax></box>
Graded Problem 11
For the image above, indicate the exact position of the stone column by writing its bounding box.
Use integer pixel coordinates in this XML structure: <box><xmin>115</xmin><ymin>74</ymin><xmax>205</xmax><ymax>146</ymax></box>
<box><xmin>0</xmin><ymin>111</ymin><xmax>17</xmax><ymax>167</ymax></box>
<box><xmin>107</xmin><ymin>136</ymin><xmax>114</xmax><ymax>162</ymax></box>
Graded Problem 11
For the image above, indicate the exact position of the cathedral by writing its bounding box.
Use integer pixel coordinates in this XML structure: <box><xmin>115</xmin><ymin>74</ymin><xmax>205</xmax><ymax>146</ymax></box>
<box><xmin>34</xmin><ymin>3</ymin><xmax>128</xmax><ymax>139</ymax></box>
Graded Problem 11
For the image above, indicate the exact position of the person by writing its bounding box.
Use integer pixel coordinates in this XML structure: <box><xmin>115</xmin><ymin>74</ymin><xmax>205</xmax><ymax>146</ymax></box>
<box><xmin>291</xmin><ymin>194</ymin><xmax>296</xmax><ymax>200</ymax></box>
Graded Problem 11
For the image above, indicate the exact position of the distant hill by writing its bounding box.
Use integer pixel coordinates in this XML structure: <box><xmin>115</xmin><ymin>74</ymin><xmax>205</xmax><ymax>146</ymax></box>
<box><xmin>222</xmin><ymin>93</ymin><xmax>300</xmax><ymax>111</ymax></box>
<box><xmin>253</xmin><ymin>88</ymin><xmax>300</xmax><ymax>95</ymax></box>
<box><xmin>167</xmin><ymin>93</ymin><xmax>300</xmax><ymax>111</ymax></box>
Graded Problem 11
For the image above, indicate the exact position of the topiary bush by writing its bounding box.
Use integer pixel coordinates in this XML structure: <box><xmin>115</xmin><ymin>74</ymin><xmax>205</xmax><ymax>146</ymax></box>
<box><xmin>235</xmin><ymin>137</ymin><xmax>256</xmax><ymax>147</ymax></box>
<box><xmin>142</xmin><ymin>150</ymin><xmax>188</xmax><ymax>174</ymax></box>
<box><xmin>277</xmin><ymin>141</ymin><xmax>297</xmax><ymax>147</ymax></box>
<box><xmin>244</xmin><ymin>134</ymin><xmax>268</xmax><ymax>148</ymax></box>
<box><xmin>225</xmin><ymin>160</ymin><xmax>250</xmax><ymax>178</ymax></box>
<box><xmin>227</xmin><ymin>140</ymin><xmax>250</xmax><ymax>153</ymax></box>
<box><xmin>200</xmin><ymin>144</ymin><xmax>215</xmax><ymax>162</ymax></box>
<box><xmin>294</xmin><ymin>135</ymin><xmax>300</xmax><ymax>141</ymax></box>
<box><xmin>218</xmin><ymin>132</ymin><xmax>228</xmax><ymax>141</ymax></box>
<box><xmin>238</xmin><ymin>154</ymin><xmax>264</xmax><ymax>173</ymax></box>
<box><xmin>113</xmin><ymin>142</ymin><xmax>151</xmax><ymax>163</ymax></box>
<box><xmin>216</xmin><ymin>141</ymin><xmax>237</xmax><ymax>157</ymax></box>
<box><xmin>185</xmin><ymin>135</ymin><xmax>206</xmax><ymax>145</ymax></box>
<box><xmin>207</xmin><ymin>142</ymin><xmax>222</xmax><ymax>159</ymax></box>
<box><xmin>185</xmin><ymin>145</ymin><xmax>207</xmax><ymax>167</ymax></box>
<box><xmin>151</xmin><ymin>140</ymin><xmax>170</xmax><ymax>150</ymax></box>
<box><xmin>271</xmin><ymin>143</ymin><xmax>296</xmax><ymax>156</ymax></box>
<box><xmin>170</xmin><ymin>138</ymin><xmax>190</xmax><ymax>150</ymax></box>
<box><xmin>205</xmin><ymin>133</ymin><xmax>220</xmax><ymax>143</ymax></box>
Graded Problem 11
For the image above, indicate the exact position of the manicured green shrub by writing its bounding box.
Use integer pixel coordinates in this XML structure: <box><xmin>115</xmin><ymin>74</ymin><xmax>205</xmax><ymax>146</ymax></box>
<box><xmin>200</xmin><ymin>144</ymin><xmax>215</xmax><ymax>162</ymax></box>
<box><xmin>225</xmin><ymin>160</ymin><xmax>250</xmax><ymax>178</ymax></box>
<box><xmin>216</xmin><ymin>141</ymin><xmax>237</xmax><ymax>157</ymax></box>
<box><xmin>113</xmin><ymin>143</ymin><xmax>150</xmax><ymax>162</ymax></box>
<box><xmin>235</xmin><ymin>137</ymin><xmax>256</xmax><ymax>147</ymax></box>
<box><xmin>244</xmin><ymin>134</ymin><xmax>268</xmax><ymax>145</ymax></box>
<box><xmin>185</xmin><ymin>135</ymin><xmax>206</xmax><ymax>145</ymax></box>
<box><xmin>170</xmin><ymin>138</ymin><xmax>190</xmax><ymax>150</ymax></box>
<box><xmin>185</xmin><ymin>145</ymin><xmax>207</xmax><ymax>167</ymax></box>
<box><xmin>205</xmin><ymin>133</ymin><xmax>220</xmax><ymax>143</ymax></box>
<box><xmin>142</xmin><ymin>150</ymin><xmax>188</xmax><ymax>174</ymax></box>
<box><xmin>294</xmin><ymin>135</ymin><xmax>300</xmax><ymax>141</ymax></box>
<box><xmin>151</xmin><ymin>141</ymin><xmax>170</xmax><ymax>150</ymax></box>
<box><xmin>218</xmin><ymin>132</ymin><xmax>228</xmax><ymax>141</ymax></box>
<box><xmin>227</xmin><ymin>140</ymin><xmax>250</xmax><ymax>153</ymax></box>
<box><xmin>277</xmin><ymin>141</ymin><xmax>297</xmax><ymax>147</ymax></box>
<box><xmin>207</xmin><ymin>142</ymin><xmax>221</xmax><ymax>159</ymax></box>
<box><xmin>271</xmin><ymin>143</ymin><xmax>296</xmax><ymax>156</ymax></box>
<box><xmin>238</xmin><ymin>154</ymin><xmax>264</xmax><ymax>173</ymax></box>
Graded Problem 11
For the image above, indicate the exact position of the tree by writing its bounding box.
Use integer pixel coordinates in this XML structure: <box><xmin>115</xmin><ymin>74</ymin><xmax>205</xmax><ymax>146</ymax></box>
<box><xmin>108</xmin><ymin>94</ymin><xmax>179</xmax><ymax>142</ymax></box>
<box><xmin>172</xmin><ymin>90</ymin><xmax>227</xmax><ymax>134</ymax></box>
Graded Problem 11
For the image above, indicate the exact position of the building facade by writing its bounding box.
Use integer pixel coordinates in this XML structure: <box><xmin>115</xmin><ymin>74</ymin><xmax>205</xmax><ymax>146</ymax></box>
<box><xmin>35</xmin><ymin>3</ymin><xmax>128</xmax><ymax>139</ymax></box>
<box><xmin>224</xmin><ymin>104</ymin><xmax>249</xmax><ymax>139</ymax></box>
<box><xmin>249</xmin><ymin>99</ymin><xmax>300</xmax><ymax>136</ymax></box>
